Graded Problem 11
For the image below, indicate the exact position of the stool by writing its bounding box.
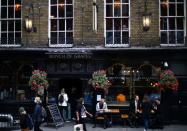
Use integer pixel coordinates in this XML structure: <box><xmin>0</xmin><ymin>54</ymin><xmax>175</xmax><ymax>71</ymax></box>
<box><xmin>121</xmin><ymin>114</ymin><xmax>129</xmax><ymax>131</ymax></box>
<box><xmin>95</xmin><ymin>116</ymin><xmax>105</xmax><ymax>128</ymax></box>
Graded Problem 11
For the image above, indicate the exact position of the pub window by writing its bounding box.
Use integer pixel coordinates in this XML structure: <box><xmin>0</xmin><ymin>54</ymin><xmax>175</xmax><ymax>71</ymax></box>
<box><xmin>49</xmin><ymin>0</ymin><xmax>74</xmax><ymax>47</ymax></box>
<box><xmin>0</xmin><ymin>0</ymin><xmax>22</xmax><ymax>47</ymax></box>
<box><xmin>105</xmin><ymin>0</ymin><xmax>130</xmax><ymax>47</ymax></box>
<box><xmin>160</xmin><ymin>0</ymin><xmax>186</xmax><ymax>46</ymax></box>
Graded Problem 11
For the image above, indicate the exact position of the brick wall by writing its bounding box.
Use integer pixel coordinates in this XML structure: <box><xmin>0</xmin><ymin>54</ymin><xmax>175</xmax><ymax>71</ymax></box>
<box><xmin>21</xmin><ymin>0</ymin><xmax>186</xmax><ymax>48</ymax></box>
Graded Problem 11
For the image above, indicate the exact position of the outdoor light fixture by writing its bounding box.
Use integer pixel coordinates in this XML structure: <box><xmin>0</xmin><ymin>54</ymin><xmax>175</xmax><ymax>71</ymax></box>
<box><xmin>142</xmin><ymin>0</ymin><xmax>151</xmax><ymax>31</ymax></box>
<box><xmin>25</xmin><ymin>17</ymin><xmax>33</xmax><ymax>32</ymax></box>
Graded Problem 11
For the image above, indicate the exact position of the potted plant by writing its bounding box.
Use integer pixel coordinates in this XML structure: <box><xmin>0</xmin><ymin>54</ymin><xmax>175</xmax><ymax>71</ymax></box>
<box><xmin>29</xmin><ymin>70</ymin><xmax>49</xmax><ymax>96</ymax></box>
<box><xmin>88</xmin><ymin>70</ymin><xmax>111</xmax><ymax>92</ymax></box>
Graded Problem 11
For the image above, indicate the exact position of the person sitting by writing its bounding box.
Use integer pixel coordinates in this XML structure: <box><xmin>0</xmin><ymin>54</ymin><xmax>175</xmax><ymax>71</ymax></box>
<box><xmin>95</xmin><ymin>98</ymin><xmax>111</xmax><ymax>129</ymax></box>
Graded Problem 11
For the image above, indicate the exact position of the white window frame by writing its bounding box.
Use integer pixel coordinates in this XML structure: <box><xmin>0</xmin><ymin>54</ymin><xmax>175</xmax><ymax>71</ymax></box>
<box><xmin>0</xmin><ymin>0</ymin><xmax>22</xmax><ymax>47</ymax></box>
<box><xmin>160</xmin><ymin>0</ymin><xmax>186</xmax><ymax>46</ymax></box>
<box><xmin>48</xmin><ymin>0</ymin><xmax>74</xmax><ymax>47</ymax></box>
<box><xmin>104</xmin><ymin>0</ymin><xmax>130</xmax><ymax>47</ymax></box>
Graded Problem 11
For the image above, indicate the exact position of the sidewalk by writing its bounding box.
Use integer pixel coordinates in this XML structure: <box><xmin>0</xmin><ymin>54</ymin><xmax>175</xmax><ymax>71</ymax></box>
<box><xmin>12</xmin><ymin>122</ymin><xmax>187</xmax><ymax>131</ymax></box>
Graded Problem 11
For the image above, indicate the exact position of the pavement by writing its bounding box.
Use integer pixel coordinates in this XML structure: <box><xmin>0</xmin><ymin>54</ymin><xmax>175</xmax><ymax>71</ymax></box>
<box><xmin>11</xmin><ymin>122</ymin><xmax>187</xmax><ymax>131</ymax></box>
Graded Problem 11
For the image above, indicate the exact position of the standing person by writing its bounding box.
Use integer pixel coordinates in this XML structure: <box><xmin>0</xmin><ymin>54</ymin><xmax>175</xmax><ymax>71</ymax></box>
<box><xmin>19</xmin><ymin>107</ymin><xmax>30</xmax><ymax>131</ymax></box>
<box><xmin>142</xmin><ymin>95</ymin><xmax>152</xmax><ymax>131</ymax></box>
<box><xmin>58</xmin><ymin>88</ymin><xmax>69</xmax><ymax>122</ymax></box>
<box><xmin>33</xmin><ymin>96</ymin><xmax>43</xmax><ymax>131</ymax></box>
<box><xmin>129</xmin><ymin>95</ymin><xmax>142</xmax><ymax>127</ymax></box>
<box><xmin>76</xmin><ymin>98</ymin><xmax>92</xmax><ymax>131</ymax></box>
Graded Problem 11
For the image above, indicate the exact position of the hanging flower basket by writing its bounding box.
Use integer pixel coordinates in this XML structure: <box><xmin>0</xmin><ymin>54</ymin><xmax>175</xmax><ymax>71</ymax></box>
<box><xmin>159</xmin><ymin>69</ymin><xmax>179</xmax><ymax>92</ymax></box>
<box><xmin>88</xmin><ymin>70</ymin><xmax>111</xmax><ymax>91</ymax></box>
<box><xmin>29</xmin><ymin>70</ymin><xmax>49</xmax><ymax>96</ymax></box>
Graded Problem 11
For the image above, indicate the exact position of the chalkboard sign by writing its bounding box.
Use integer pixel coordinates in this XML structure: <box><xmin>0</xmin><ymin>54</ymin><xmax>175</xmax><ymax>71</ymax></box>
<box><xmin>47</xmin><ymin>104</ymin><xmax>64</xmax><ymax>127</ymax></box>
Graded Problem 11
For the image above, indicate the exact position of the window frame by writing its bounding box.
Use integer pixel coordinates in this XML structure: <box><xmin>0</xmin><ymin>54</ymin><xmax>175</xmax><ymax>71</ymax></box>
<box><xmin>0</xmin><ymin>0</ymin><xmax>22</xmax><ymax>47</ymax></box>
<box><xmin>159</xmin><ymin>0</ymin><xmax>186</xmax><ymax>46</ymax></box>
<box><xmin>104</xmin><ymin>0</ymin><xmax>130</xmax><ymax>47</ymax></box>
<box><xmin>48</xmin><ymin>0</ymin><xmax>74</xmax><ymax>47</ymax></box>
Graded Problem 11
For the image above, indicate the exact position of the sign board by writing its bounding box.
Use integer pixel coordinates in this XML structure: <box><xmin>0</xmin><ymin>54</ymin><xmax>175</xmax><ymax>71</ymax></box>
<box><xmin>47</xmin><ymin>104</ymin><xmax>64</xmax><ymax>127</ymax></box>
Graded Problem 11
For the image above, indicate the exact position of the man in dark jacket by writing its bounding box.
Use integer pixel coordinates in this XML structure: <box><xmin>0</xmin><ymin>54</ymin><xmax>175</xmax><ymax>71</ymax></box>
<box><xmin>34</xmin><ymin>96</ymin><xmax>43</xmax><ymax>131</ymax></box>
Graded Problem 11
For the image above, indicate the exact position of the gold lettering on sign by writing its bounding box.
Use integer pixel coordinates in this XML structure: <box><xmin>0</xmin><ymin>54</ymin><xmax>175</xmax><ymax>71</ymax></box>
<box><xmin>49</xmin><ymin>54</ymin><xmax>92</xmax><ymax>59</ymax></box>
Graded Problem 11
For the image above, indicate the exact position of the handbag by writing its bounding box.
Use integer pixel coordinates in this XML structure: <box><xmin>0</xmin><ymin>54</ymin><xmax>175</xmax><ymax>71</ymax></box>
<box><xmin>74</xmin><ymin>124</ymin><xmax>83</xmax><ymax>131</ymax></box>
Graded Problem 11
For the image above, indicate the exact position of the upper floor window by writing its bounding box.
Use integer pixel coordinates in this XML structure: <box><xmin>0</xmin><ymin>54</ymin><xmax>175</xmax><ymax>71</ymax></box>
<box><xmin>160</xmin><ymin>0</ymin><xmax>186</xmax><ymax>46</ymax></box>
<box><xmin>104</xmin><ymin>0</ymin><xmax>130</xmax><ymax>47</ymax></box>
<box><xmin>0</xmin><ymin>0</ymin><xmax>22</xmax><ymax>47</ymax></box>
<box><xmin>49</xmin><ymin>0</ymin><xmax>73</xmax><ymax>47</ymax></box>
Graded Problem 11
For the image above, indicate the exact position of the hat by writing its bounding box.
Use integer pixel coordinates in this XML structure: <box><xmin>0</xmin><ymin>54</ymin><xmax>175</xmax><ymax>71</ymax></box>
<box><xmin>19</xmin><ymin>107</ymin><xmax>25</xmax><ymax>113</ymax></box>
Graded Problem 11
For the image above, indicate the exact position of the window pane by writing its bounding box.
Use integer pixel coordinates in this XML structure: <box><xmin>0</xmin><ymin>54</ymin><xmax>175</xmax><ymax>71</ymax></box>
<box><xmin>177</xmin><ymin>18</ymin><xmax>184</xmax><ymax>30</ymax></box>
<box><xmin>1</xmin><ymin>20</ymin><xmax>7</xmax><ymax>31</ymax></box>
<box><xmin>122</xmin><ymin>0</ymin><xmax>129</xmax><ymax>3</ymax></box>
<box><xmin>122</xmin><ymin>4</ymin><xmax>128</xmax><ymax>16</ymax></box>
<box><xmin>177</xmin><ymin>31</ymin><xmax>184</xmax><ymax>44</ymax></box>
<box><xmin>51</xmin><ymin>6</ymin><xmax>57</xmax><ymax>17</ymax></box>
<box><xmin>66</xmin><ymin>5</ymin><xmax>73</xmax><ymax>17</ymax></box>
<box><xmin>15</xmin><ymin>33</ymin><xmax>21</xmax><ymax>44</ymax></box>
<box><xmin>106</xmin><ymin>19</ymin><xmax>113</xmax><ymax>30</ymax></box>
<box><xmin>106</xmin><ymin>5</ymin><xmax>113</xmax><ymax>17</ymax></box>
<box><xmin>122</xmin><ymin>18</ymin><xmax>128</xmax><ymax>30</ymax></box>
<box><xmin>15</xmin><ymin>20</ymin><xmax>21</xmax><ymax>31</ymax></box>
<box><xmin>169</xmin><ymin>18</ymin><xmax>175</xmax><ymax>30</ymax></box>
<box><xmin>59</xmin><ymin>19</ymin><xmax>65</xmax><ymax>31</ymax></box>
<box><xmin>160</xmin><ymin>18</ymin><xmax>167</xmax><ymax>30</ymax></box>
<box><xmin>114</xmin><ymin>5</ymin><xmax>121</xmax><ymax>17</ymax></box>
<box><xmin>51</xmin><ymin>0</ymin><xmax>57</xmax><ymax>4</ymax></box>
<box><xmin>177</xmin><ymin>4</ymin><xmax>184</xmax><ymax>16</ymax></box>
<box><xmin>1</xmin><ymin>0</ymin><xmax>7</xmax><ymax>5</ymax></box>
<box><xmin>169</xmin><ymin>4</ymin><xmax>175</xmax><ymax>16</ymax></box>
<box><xmin>8</xmin><ymin>20</ymin><xmax>14</xmax><ymax>31</ymax></box>
<box><xmin>8</xmin><ymin>7</ymin><xmax>14</xmax><ymax>18</ymax></box>
<box><xmin>169</xmin><ymin>0</ymin><xmax>175</xmax><ymax>2</ymax></box>
<box><xmin>59</xmin><ymin>0</ymin><xmax>65</xmax><ymax>4</ymax></box>
<box><xmin>106</xmin><ymin>32</ymin><xmax>113</xmax><ymax>44</ymax></box>
<box><xmin>66</xmin><ymin>0</ymin><xmax>72</xmax><ymax>4</ymax></box>
<box><xmin>114</xmin><ymin>19</ymin><xmax>121</xmax><ymax>30</ymax></box>
<box><xmin>8</xmin><ymin>0</ymin><xmax>14</xmax><ymax>5</ymax></box>
<box><xmin>51</xmin><ymin>19</ymin><xmax>57</xmax><ymax>31</ymax></box>
<box><xmin>8</xmin><ymin>33</ymin><xmax>14</xmax><ymax>44</ymax></box>
<box><xmin>1</xmin><ymin>33</ymin><xmax>7</xmax><ymax>44</ymax></box>
<box><xmin>15</xmin><ymin>8</ymin><xmax>21</xmax><ymax>18</ymax></box>
<box><xmin>59</xmin><ymin>32</ymin><xmax>65</xmax><ymax>44</ymax></box>
<box><xmin>1</xmin><ymin>7</ymin><xmax>7</xmax><ymax>18</ymax></box>
<box><xmin>66</xmin><ymin>32</ymin><xmax>73</xmax><ymax>44</ymax></box>
<box><xmin>114</xmin><ymin>31</ymin><xmax>121</xmax><ymax>44</ymax></box>
<box><xmin>161</xmin><ymin>4</ymin><xmax>168</xmax><ymax>16</ymax></box>
<box><xmin>106</xmin><ymin>0</ymin><xmax>113</xmax><ymax>3</ymax></box>
<box><xmin>51</xmin><ymin>32</ymin><xmax>57</xmax><ymax>44</ymax></box>
<box><xmin>66</xmin><ymin>19</ymin><xmax>73</xmax><ymax>30</ymax></box>
<box><xmin>177</xmin><ymin>0</ymin><xmax>184</xmax><ymax>2</ymax></box>
<box><xmin>122</xmin><ymin>31</ymin><xmax>128</xmax><ymax>44</ymax></box>
<box><xmin>169</xmin><ymin>31</ymin><xmax>176</xmax><ymax>43</ymax></box>
<box><xmin>15</xmin><ymin>0</ymin><xmax>21</xmax><ymax>4</ymax></box>
<box><xmin>161</xmin><ymin>31</ymin><xmax>167</xmax><ymax>43</ymax></box>
<box><xmin>59</xmin><ymin>5</ymin><xmax>65</xmax><ymax>17</ymax></box>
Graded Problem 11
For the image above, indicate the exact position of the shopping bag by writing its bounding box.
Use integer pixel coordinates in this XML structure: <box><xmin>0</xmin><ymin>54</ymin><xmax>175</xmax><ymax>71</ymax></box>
<box><xmin>74</xmin><ymin>124</ymin><xmax>83</xmax><ymax>131</ymax></box>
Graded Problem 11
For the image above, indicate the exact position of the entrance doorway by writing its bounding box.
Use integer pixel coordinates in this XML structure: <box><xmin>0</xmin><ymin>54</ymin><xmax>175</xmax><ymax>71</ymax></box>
<box><xmin>59</xmin><ymin>78</ymin><xmax>83</xmax><ymax>99</ymax></box>
<box><xmin>59</xmin><ymin>78</ymin><xmax>83</xmax><ymax>119</ymax></box>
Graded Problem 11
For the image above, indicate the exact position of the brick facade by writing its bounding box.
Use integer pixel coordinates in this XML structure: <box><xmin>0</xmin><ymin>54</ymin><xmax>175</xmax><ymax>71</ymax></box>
<box><xmin>20</xmin><ymin>0</ymin><xmax>186</xmax><ymax>47</ymax></box>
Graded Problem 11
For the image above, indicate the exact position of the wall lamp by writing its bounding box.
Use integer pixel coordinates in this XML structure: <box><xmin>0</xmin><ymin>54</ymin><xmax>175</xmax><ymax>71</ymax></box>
<box><xmin>24</xmin><ymin>3</ymin><xmax>37</xmax><ymax>33</ymax></box>
<box><xmin>142</xmin><ymin>0</ymin><xmax>151</xmax><ymax>31</ymax></box>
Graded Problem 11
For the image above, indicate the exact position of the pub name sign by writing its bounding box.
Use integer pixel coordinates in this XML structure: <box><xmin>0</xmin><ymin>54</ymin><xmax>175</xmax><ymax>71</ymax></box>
<box><xmin>48</xmin><ymin>53</ymin><xmax>92</xmax><ymax>59</ymax></box>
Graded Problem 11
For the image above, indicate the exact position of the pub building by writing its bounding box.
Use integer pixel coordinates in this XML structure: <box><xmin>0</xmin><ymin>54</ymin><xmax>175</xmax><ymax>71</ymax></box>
<box><xmin>0</xmin><ymin>0</ymin><xmax>187</xmax><ymax>127</ymax></box>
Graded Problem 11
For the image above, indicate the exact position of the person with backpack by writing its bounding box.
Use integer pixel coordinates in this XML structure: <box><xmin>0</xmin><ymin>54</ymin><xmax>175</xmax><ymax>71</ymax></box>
<box><xmin>33</xmin><ymin>96</ymin><xmax>43</xmax><ymax>131</ymax></box>
<box><xmin>58</xmin><ymin>88</ymin><xmax>69</xmax><ymax>122</ymax></box>
<box><xmin>19</xmin><ymin>107</ymin><xmax>33</xmax><ymax>131</ymax></box>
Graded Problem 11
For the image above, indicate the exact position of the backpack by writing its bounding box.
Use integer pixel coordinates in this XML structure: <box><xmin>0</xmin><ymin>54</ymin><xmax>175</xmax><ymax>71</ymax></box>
<box><xmin>27</xmin><ymin>114</ymin><xmax>33</xmax><ymax>130</ymax></box>
<box><xmin>59</xmin><ymin>94</ymin><xmax>64</xmax><ymax>103</ymax></box>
